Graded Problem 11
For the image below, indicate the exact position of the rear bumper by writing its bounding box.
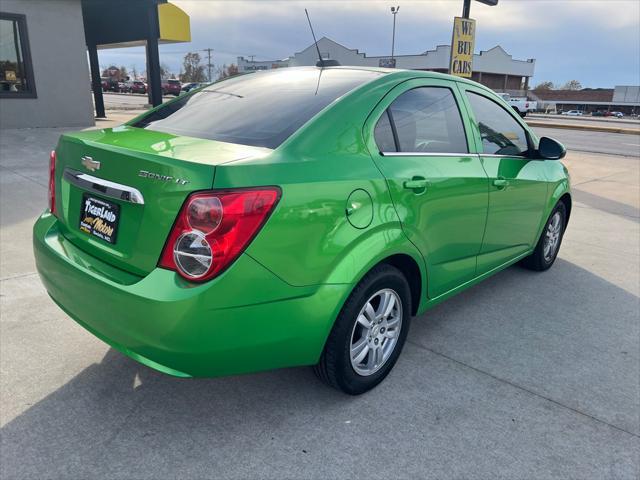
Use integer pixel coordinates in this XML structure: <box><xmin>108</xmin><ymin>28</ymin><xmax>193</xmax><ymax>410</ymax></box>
<box><xmin>33</xmin><ymin>213</ymin><xmax>350</xmax><ymax>377</ymax></box>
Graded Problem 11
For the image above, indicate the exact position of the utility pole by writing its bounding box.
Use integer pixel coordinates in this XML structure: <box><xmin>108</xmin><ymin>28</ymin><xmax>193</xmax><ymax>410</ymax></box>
<box><xmin>390</xmin><ymin>6</ymin><xmax>400</xmax><ymax>60</ymax></box>
<box><xmin>249</xmin><ymin>55</ymin><xmax>255</xmax><ymax>62</ymax></box>
<box><xmin>203</xmin><ymin>48</ymin><xmax>214</xmax><ymax>82</ymax></box>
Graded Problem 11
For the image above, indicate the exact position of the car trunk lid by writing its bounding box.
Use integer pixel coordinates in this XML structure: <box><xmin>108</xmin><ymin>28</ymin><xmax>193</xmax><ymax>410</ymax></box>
<box><xmin>54</xmin><ymin>126</ymin><xmax>271</xmax><ymax>276</ymax></box>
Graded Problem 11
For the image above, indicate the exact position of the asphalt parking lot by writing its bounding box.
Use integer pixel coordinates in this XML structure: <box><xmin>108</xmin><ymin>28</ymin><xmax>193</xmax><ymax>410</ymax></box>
<box><xmin>1</xmin><ymin>118</ymin><xmax>638</xmax><ymax>479</ymax></box>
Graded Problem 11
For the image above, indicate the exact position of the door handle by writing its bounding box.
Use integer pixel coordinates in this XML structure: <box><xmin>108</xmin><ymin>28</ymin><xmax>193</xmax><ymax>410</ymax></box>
<box><xmin>403</xmin><ymin>177</ymin><xmax>429</xmax><ymax>193</ymax></box>
<box><xmin>493</xmin><ymin>177</ymin><xmax>509</xmax><ymax>189</ymax></box>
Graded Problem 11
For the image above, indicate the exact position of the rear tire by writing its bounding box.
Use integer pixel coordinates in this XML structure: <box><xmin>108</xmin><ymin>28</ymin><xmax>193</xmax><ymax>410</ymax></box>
<box><xmin>521</xmin><ymin>202</ymin><xmax>567</xmax><ymax>271</ymax></box>
<box><xmin>314</xmin><ymin>264</ymin><xmax>411</xmax><ymax>395</ymax></box>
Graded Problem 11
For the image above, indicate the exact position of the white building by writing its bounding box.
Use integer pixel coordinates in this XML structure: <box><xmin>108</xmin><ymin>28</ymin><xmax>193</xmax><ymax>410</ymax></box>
<box><xmin>238</xmin><ymin>37</ymin><xmax>536</xmax><ymax>92</ymax></box>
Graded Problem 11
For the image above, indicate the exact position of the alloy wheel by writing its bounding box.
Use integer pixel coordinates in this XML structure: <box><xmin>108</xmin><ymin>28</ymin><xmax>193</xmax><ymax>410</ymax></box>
<box><xmin>543</xmin><ymin>212</ymin><xmax>562</xmax><ymax>262</ymax></box>
<box><xmin>349</xmin><ymin>288</ymin><xmax>403</xmax><ymax>376</ymax></box>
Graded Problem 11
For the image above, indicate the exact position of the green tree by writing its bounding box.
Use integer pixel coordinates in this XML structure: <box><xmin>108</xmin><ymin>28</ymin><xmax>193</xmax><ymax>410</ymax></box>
<box><xmin>562</xmin><ymin>80</ymin><xmax>582</xmax><ymax>91</ymax></box>
<box><xmin>180</xmin><ymin>52</ymin><xmax>207</xmax><ymax>82</ymax></box>
<box><xmin>533</xmin><ymin>81</ymin><xmax>555</xmax><ymax>91</ymax></box>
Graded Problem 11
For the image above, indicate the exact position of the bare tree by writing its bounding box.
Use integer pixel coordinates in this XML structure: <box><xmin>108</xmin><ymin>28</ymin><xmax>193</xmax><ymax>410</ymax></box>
<box><xmin>217</xmin><ymin>63</ymin><xmax>239</xmax><ymax>81</ymax></box>
<box><xmin>180</xmin><ymin>52</ymin><xmax>207</xmax><ymax>82</ymax></box>
<box><xmin>533</xmin><ymin>81</ymin><xmax>555</xmax><ymax>91</ymax></box>
<box><xmin>562</xmin><ymin>80</ymin><xmax>582</xmax><ymax>91</ymax></box>
<box><xmin>159</xmin><ymin>63</ymin><xmax>172</xmax><ymax>80</ymax></box>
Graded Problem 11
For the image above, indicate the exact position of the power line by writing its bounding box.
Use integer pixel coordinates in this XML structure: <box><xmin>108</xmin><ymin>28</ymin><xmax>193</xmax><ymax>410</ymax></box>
<box><xmin>202</xmin><ymin>48</ymin><xmax>214</xmax><ymax>82</ymax></box>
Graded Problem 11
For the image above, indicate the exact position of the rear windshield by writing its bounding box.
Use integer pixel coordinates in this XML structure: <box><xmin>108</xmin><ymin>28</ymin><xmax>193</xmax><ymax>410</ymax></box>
<box><xmin>132</xmin><ymin>68</ymin><xmax>383</xmax><ymax>149</ymax></box>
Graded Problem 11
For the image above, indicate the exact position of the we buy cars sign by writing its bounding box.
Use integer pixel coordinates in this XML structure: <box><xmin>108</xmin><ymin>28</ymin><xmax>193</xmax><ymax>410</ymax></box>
<box><xmin>449</xmin><ymin>16</ymin><xmax>476</xmax><ymax>78</ymax></box>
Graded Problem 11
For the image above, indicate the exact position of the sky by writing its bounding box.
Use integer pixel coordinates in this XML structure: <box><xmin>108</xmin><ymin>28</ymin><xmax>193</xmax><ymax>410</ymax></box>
<box><xmin>96</xmin><ymin>0</ymin><xmax>640</xmax><ymax>88</ymax></box>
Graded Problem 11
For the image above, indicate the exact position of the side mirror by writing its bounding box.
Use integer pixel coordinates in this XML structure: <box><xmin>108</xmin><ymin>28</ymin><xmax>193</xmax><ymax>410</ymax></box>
<box><xmin>538</xmin><ymin>136</ymin><xmax>566</xmax><ymax>160</ymax></box>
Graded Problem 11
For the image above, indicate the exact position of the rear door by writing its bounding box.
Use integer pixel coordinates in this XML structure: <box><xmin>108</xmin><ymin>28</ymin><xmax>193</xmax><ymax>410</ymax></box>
<box><xmin>459</xmin><ymin>85</ymin><xmax>548</xmax><ymax>274</ymax></box>
<box><xmin>366</xmin><ymin>78</ymin><xmax>489</xmax><ymax>299</ymax></box>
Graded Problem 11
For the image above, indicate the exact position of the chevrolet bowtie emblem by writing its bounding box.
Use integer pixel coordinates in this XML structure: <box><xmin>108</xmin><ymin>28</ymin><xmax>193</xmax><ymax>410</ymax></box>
<box><xmin>81</xmin><ymin>156</ymin><xmax>101</xmax><ymax>172</ymax></box>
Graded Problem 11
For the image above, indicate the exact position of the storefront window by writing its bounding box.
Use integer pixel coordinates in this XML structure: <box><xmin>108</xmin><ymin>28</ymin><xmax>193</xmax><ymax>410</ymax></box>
<box><xmin>0</xmin><ymin>13</ymin><xmax>36</xmax><ymax>97</ymax></box>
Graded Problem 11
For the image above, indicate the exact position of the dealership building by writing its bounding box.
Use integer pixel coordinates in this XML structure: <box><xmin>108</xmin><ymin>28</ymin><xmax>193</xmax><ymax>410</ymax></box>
<box><xmin>238</xmin><ymin>36</ymin><xmax>536</xmax><ymax>92</ymax></box>
<box><xmin>0</xmin><ymin>0</ymin><xmax>189</xmax><ymax>129</ymax></box>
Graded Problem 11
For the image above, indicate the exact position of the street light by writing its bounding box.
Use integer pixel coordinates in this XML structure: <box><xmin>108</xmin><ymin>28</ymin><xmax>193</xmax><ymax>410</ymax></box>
<box><xmin>390</xmin><ymin>6</ymin><xmax>400</xmax><ymax>60</ymax></box>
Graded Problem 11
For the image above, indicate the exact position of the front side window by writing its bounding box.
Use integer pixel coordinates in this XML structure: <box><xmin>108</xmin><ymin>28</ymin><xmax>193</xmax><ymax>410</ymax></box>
<box><xmin>0</xmin><ymin>13</ymin><xmax>35</xmax><ymax>97</ymax></box>
<box><xmin>134</xmin><ymin>68</ymin><xmax>383</xmax><ymax>149</ymax></box>
<box><xmin>466</xmin><ymin>92</ymin><xmax>529</xmax><ymax>156</ymax></box>
<box><xmin>374</xmin><ymin>87</ymin><xmax>468</xmax><ymax>154</ymax></box>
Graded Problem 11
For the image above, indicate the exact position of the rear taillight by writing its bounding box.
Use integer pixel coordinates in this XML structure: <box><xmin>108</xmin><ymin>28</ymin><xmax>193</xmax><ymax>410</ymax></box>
<box><xmin>159</xmin><ymin>188</ymin><xmax>281</xmax><ymax>282</ymax></box>
<box><xmin>48</xmin><ymin>150</ymin><xmax>57</xmax><ymax>216</ymax></box>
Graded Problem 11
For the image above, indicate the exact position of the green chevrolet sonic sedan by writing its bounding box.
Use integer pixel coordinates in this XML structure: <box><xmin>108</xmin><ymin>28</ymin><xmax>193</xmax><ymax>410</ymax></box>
<box><xmin>33</xmin><ymin>67</ymin><xmax>570</xmax><ymax>394</ymax></box>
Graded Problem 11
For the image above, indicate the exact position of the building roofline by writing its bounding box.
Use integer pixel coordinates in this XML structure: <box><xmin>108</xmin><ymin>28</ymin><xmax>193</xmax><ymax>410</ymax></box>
<box><xmin>241</xmin><ymin>36</ymin><xmax>535</xmax><ymax>66</ymax></box>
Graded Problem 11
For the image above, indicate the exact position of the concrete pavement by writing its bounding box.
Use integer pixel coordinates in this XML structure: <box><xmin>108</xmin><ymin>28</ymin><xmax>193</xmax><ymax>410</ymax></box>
<box><xmin>1</xmin><ymin>121</ymin><xmax>638</xmax><ymax>479</ymax></box>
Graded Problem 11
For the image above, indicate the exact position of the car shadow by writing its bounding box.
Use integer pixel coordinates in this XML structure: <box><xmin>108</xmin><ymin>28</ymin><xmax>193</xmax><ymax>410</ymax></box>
<box><xmin>572</xmin><ymin>188</ymin><xmax>640</xmax><ymax>223</ymax></box>
<box><xmin>1</xmin><ymin>258</ymin><xmax>638</xmax><ymax>478</ymax></box>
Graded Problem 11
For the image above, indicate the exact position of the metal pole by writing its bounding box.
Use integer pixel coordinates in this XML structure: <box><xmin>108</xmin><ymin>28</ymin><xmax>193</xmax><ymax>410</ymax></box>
<box><xmin>146</xmin><ymin>39</ymin><xmax>162</xmax><ymax>107</ymax></box>
<box><xmin>203</xmin><ymin>48</ymin><xmax>213</xmax><ymax>82</ymax></box>
<box><xmin>462</xmin><ymin>0</ymin><xmax>471</xmax><ymax>18</ymax></box>
<box><xmin>391</xmin><ymin>13</ymin><xmax>396</xmax><ymax>58</ymax></box>
<box><xmin>87</xmin><ymin>44</ymin><xmax>105</xmax><ymax>118</ymax></box>
<box><xmin>391</xmin><ymin>6</ymin><xmax>399</xmax><ymax>59</ymax></box>
<box><xmin>145</xmin><ymin>1</ymin><xmax>163</xmax><ymax>107</ymax></box>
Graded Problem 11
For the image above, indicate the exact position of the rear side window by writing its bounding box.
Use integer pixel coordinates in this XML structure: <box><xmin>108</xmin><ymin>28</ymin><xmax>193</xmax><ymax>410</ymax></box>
<box><xmin>374</xmin><ymin>110</ymin><xmax>397</xmax><ymax>152</ymax></box>
<box><xmin>375</xmin><ymin>87</ymin><xmax>468</xmax><ymax>154</ymax></box>
<box><xmin>133</xmin><ymin>68</ymin><xmax>383</xmax><ymax>149</ymax></box>
<box><xmin>466</xmin><ymin>92</ymin><xmax>529</xmax><ymax>156</ymax></box>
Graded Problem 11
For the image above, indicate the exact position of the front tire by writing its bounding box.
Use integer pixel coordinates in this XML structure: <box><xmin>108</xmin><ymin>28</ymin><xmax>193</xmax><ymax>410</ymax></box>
<box><xmin>314</xmin><ymin>264</ymin><xmax>411</xmax><ymax>395</ymax></box>
<box><xmin>521</xmin><ymin>202</ymin><xmax>567</xmax><ymax>271</ymax></box>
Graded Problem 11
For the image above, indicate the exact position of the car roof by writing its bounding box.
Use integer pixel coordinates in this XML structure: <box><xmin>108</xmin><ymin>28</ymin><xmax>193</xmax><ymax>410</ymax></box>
<box><xmin>277</xmin><ymin>66</ymin><xmax>479</xmax><ymax>86</ymax></box>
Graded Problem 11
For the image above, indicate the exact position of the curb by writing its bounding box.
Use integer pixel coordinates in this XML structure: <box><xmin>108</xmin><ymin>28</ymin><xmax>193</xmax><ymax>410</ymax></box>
<box><xmin>526</xmin><ymin>121</ymin><xmax>640</xmax><ymax>136</ymax></box>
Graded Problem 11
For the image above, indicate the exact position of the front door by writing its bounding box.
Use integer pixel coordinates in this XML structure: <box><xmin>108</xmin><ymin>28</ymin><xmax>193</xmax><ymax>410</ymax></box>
<box><xmin>460</xmin><ymin>86</ymin><xmax>548</xmax><ymax>274</ymax></box>
<box><xmin>366</xmin><ymin>79</ymin><xmax>489</xmax><ymax>299</ymax></box>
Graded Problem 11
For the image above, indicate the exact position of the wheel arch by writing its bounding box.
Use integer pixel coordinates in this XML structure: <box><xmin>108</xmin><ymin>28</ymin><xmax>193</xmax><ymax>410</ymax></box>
<box><xmin>559</xmin><ymin>192</ymin><xmax>572</xmax><ymax>224</ymax></box>
<box><xmin>379</xmin><ymin>253</ymin><xmax>423</xmax><ymax>316</ymax></box>
<box><xmin>322</xmin><ymin>226</ymin><xmax>427</xmax><ymax>318</ymax></box>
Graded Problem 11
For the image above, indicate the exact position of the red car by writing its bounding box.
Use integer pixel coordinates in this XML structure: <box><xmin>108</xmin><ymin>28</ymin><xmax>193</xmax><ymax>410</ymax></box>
<box><xmin>162</xmin><ymin>79</ymin><xmax>181</xmax><ymax>96</ymax></box>
<box><xmin>130</xmin><ymin>81</ymin><xmax>147</xmax><ymax>94</ymax></box>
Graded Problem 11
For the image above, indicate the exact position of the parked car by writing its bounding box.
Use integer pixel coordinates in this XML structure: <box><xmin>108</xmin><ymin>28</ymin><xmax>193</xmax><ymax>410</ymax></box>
<box><xmin>182</xmin><ymin>82</ymin><xmax>207</xmax><ymax>93</ymax></box>
<box><xmin>162</xmin><ymin>79</ymin><xmax>182</xmax><ymax>96</ymax></box>
<box><xmin>34</xmin><ymin>68</ymin><xmax>571</xmax><ymax>395</ymax></box>
<box><xmin>610</xmin><ymin>111</ymin><xmax>624</xmax><ymax>118</ymax></box>
<box><xmin>129</xmin><ymin>80</ymin><xmax>147</xmax><ymax>94</ymax></box>
<box><xmin>561</xmin><ymin>110</ymin><xmax>584</xmax><ymax>116</ymax></box>
<box><xmin>591</xmin><ymin>111</ymin><xmax>606</xmax><ymax>117</ymax></box>
<box><xmin>100</xmin><ymin>77</ymin><xmax>110</xmax><ymax>91</ymax></box>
